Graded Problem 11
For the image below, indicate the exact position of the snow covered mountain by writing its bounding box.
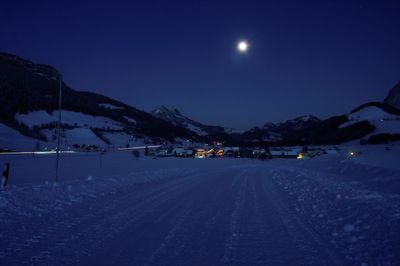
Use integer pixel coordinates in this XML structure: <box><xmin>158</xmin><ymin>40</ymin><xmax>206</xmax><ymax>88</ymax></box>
<box><xmin>1</xmin><ymin>52</ymin><xmax>399</xmax><ymax>150</ymax></box>
<box><xmin>242</xmin><ymin>115</ymin><xmax>321</xmax><ymax>143</ymax></box>
<box><xmin>0</xmin><ymin>52</ymin><xmax>196</xmax><ymax>151</ymax></box>
<box><xmin>151</xmin><ymin>105</ymin><xmax>236</xmax><ymax>137</ymax></box>
<box><xmin>263</xmin><ymin>115</ymin><xmax>321</xmax><ymax>134</ymax></box>
<box><xmin>289</xmin><ymin>103</ymin><xmax>400</xmax><ymax>145</ymax></box>
<box><xmin>384</xmin><ymin>81</ymin><xmax>400</xmax><ymax>109</ymax></box>
<box><xmin>238</xmin><ymin>99</ymin><xmax>400</xmax><ymax>146</ymax></box>
<box><xmin>345</xmin><ymin>102</ymin><xmax>400</xmax><ymax>144</ymax></box>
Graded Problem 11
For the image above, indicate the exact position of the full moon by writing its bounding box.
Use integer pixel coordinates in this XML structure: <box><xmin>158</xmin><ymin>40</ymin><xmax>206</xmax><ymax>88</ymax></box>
<box><xmin>237</xmin><ymin>40</ymin><xmax>249</xmax><ymax>53</ymax></box>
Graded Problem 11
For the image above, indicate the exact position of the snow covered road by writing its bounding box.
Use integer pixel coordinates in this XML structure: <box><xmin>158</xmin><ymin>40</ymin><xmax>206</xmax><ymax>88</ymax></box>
<box><xmin>1</xmin><ymin>157</ymin><xmax>399</xmax><ymax>265</ymax></box>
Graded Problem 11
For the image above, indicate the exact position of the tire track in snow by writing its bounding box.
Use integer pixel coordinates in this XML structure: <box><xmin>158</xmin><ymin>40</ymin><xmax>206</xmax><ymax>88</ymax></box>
<box><xmin>144</xmin><ymin>204</ymin><xmax>192</xmax><ymax>266</ymax></box>
<box><xmin>262</xmin><ymin>168</ymin><xmax>345</xmax><ymax>265</ymax></box>
<box><xmin>221</xmin><ymin>169</ymin><xmax>249</xmax><ymax>265</ymax></box>
<box><xmin>230</xmin><ymin>168</ymin><xmax>309</xmax><ymax>265</ymax></box>
<box><xmin>52</xmin><ymin>170</ymin><xmax>210</xmax><ymax>265</ymax></box>
<box><xmin>80</xmin><ymin>168</ymin><xmax>232</xmax><ymax>266</ymax></box>
<box><xmin>0</xmin><ymin>168</ymin><xmax>206</xmax><ymax>265</ymax></box>
<box><xmin>134</xmin><ymin>169</ymin><xmax>239</xmax><ymax>266</ymax></box>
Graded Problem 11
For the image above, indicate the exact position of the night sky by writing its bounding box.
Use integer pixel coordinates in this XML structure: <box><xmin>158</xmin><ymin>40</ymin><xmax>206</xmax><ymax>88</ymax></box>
<box><xmin>1</xmin><ymin>0</ymin><xmax>399</xmax><ymax>130</ymax></box>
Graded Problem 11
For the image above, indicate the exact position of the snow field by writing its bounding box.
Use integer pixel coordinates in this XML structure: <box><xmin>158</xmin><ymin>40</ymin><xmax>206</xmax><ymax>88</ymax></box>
<box><xmin>0</xmin><ymin>150</ymin><xmax>399</xmax><ymax>265</ymax></box>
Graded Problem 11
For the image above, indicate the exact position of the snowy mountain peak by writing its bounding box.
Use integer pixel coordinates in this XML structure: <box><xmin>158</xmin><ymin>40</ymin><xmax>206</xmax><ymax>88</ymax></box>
<box><xmin>243</xmin><ymin>115</ymin><xmax>322</xmax><ymax>143</ymax></box>
<box><xmin>262</xmin><ymin>115</ymin><xmax>321</xmax><ymax>129</ymax></box>
<box><xmin>0</xmin><ymin>52</ymin><xmax>198</xmax><ymax>150</ymax></box>
<box><xmin>151</xmin><ymin>105</ymin><xmax>187</xmax><ymax>122</ymax></box>
<box><xmin>151</xmin><ymin>105</ymin><xmax>226</xmax><ymax>136</ymax></box>
<box><xmin>152</xmin><ymin>105</ymin><xmax>180</xmax><ymax>114</ymax></box>
<box><xmin>384</xmin><ymin>81</ymin><xmax>400</xmax><ymax>110</ymax></box>
<box><xmin>294</xmin><ymin>115</ymin><xmax>321</xmax><ymax>123</ymax></box>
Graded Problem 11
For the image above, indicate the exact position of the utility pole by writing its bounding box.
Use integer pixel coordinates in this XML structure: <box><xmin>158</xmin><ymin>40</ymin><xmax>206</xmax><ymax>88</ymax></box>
<box><xmin>55</xmin><ymin>74</ymin><xmax>62</xmax><ymax>182</ymax></box>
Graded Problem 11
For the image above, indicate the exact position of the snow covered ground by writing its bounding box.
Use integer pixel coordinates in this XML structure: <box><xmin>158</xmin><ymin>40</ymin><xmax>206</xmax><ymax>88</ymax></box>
<box><xmin>340</xmin><ymin>106</ymin><xmax>400</xmax><ymax>139</ymax></box>
<box><xmin>0</xmin><ymin>146</ymin><xmax>399</xmax><ymax>265</ymax></box>
<box><xmin>15</xmin><ymin>110</ymin><xmax>124</xmax><ymax>130</ymax></box>
<box><xmin>0</xmin><ymin>118</ymin><xmax>147</xmax><ymax>151</ymax></box>
<box><xmin>4</xmin><ymin>110</ymin><xmax>145</xmax><ymax>150</ymax></box>
<box><xmin>0</xmin><ymin>124</ymin><xmax>44</xmax><ymax>151</ymax></box>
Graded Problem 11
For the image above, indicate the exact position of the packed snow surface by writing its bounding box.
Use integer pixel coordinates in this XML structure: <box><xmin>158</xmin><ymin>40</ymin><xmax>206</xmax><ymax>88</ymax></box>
<box><xmin>0</xmin><ymin>146</ymin><xmax>399</xmax><ymax>265</ymax></box>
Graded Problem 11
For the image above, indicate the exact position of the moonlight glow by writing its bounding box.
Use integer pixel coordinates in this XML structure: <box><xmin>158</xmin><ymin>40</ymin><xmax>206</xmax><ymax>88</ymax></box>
<box><xmin>237</xmin><ymin>40</ymin><xmax>249</xmax><ymax>53</ymax></box>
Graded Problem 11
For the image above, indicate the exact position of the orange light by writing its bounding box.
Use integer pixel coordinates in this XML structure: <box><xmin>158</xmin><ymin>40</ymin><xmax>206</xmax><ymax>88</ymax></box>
<box><xmin>196</xmin><ymin>149</ymin><xmax>206</xmax><ymax>158</ymax></box>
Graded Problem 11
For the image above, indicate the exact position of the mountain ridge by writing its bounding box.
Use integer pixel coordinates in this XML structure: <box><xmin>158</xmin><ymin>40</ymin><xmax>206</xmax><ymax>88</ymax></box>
<box><xmin>384</xmin><ymin>81</ymin><xmax>400</xmax><ymax>109</ymax></box>
<box><xmin>0</xmin><ymin>52</ymin><xmax>197</xmax><ymax>149</ymax></box>
<box><xmin>1</xmin><ymin>51</ymin><xmax>399</xmax><ymax>150</ymax></box>
<box><xmin>151</xmin><ymin>105</ymin><xmax>228</xmax><ymax>137</ymax></box>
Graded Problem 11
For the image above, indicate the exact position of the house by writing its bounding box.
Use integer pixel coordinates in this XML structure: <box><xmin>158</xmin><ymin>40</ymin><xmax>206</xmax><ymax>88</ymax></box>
<box><xmin>239</xmin><ymin>147</ymin><xmax>254</xmax><ymax>158</ymax></box>
<box><xmin>156</xmin><ymin>148</ymin><xmax>174</xmax><ymax>157</ymax></box>
<box><xmin>325</xmin><ymin>146</ymin><xmax>340</xmax><ymax>154</ymax></box>
<box><xmin>173</xmin><ymin>148</ymin><xmax>194</xmax><ymax>157</ymax></box>
<box><xmin>285</xmin><ymin>148</ymin><xmax>301</xmax><ymax>158</ymax></box>
<box><xmin>270</xmin><ymin>147</ymin><xmax>301</xmax><ymax>158</ymax></box>
<box><xmin>223</xmin><ymin>147</ymin><xmax>240</xmax><ymax>157</ymax></box>
<box><xmin>195</xmin><ymin>148</ymin><xmax>206</xmax><ymax>158</ymax></box>
<box><xmin>270</xmin><ymin>147</ymin><xmax>285</xmax><ymax>158</ymax></box>
<box><xmin>306</xmin><ymin>147</ymin><xmax>326</xmax><ymax>157</ymax></box>
<box><xmin>207</xmin><ymin>148</ymin><xmax>216</xmax><ymax>157</ymax></box>
<box><xmin>224</xmin><ymin>150</ymin><xmax>235</xmax><ymax>157</ymax></box>
<box><xmin>217</xmin><ymin>149</ymin><xmax>224</xmax><ymax>157</ymax></box>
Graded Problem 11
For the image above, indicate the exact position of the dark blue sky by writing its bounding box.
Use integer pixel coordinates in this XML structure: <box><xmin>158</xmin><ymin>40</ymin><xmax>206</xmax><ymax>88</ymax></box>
<box><xmin>1</xmin><ymin>0</ymin><xmax>399</xmax><ymax>130</ymax></box>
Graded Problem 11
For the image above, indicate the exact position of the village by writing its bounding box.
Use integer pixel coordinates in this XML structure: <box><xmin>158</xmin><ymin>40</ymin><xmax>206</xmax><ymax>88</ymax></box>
<box><xmin>145</xmin><ymin>144</ymin><xmax>342</xmax><ymax>160</ymax></box>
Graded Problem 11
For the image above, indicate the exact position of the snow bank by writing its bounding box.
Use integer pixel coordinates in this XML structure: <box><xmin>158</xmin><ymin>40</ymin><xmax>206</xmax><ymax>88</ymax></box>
<box><xmin>0</xmin><ymin>151</ymin><xmax>399</xmax><ymax>265</ymax></box>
